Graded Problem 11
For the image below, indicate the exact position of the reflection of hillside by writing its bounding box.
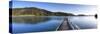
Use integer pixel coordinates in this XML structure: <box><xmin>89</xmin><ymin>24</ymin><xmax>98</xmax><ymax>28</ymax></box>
<box><xmin>12</xmin><ymin>16</ymin><xmax>51</xmax><ymax>24</ymax></box>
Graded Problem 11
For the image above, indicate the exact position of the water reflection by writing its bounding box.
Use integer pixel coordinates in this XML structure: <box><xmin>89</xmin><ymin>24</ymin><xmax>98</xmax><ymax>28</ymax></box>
<box><xmin>69</xmin><ymin>16</ymin><xmax>97</xmax><ymax>29</ymax></box>
<box><xmin>12</xmin><ymin>16</ymin><xmax>51</xmax><ymax>24</ymax></box>
<box><xmin>10</xmin><ymin>16</ymin><xmax>97</xmax><ymax>33</ymax></box>
<box><xmin>11</xmin><ymin>16</ymin><xmax>63</xmax><ymax>33</ymax></box>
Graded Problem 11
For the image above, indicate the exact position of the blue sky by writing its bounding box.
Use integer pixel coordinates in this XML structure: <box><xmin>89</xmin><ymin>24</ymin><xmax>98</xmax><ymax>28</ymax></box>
<box><xmin>10</xmin><ymin>1</ymin><xmax>97</xmax><ymax>15</ymax></box>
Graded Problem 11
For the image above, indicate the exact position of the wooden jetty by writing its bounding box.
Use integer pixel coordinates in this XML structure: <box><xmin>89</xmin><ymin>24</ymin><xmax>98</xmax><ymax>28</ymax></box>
<box><xmin>56</xmin><ymin>17</ymin><xmax>79</xmax><ymax>31</ymax></box>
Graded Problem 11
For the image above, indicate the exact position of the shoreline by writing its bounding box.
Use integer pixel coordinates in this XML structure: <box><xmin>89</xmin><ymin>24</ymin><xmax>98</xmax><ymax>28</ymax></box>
<box><xmin>11</xmin><ymin>15</ymin><xmax>35</xmax><ymax>17</ymax></box>
<box><xmin>11</xmin><ymin>15</ymin><xmax>94</xmax><ymax>17</ymax></box>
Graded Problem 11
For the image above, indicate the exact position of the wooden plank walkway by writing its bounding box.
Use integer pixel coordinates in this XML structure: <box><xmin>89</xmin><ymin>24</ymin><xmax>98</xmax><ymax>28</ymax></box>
<box><xmin>57</xmin><ymin>17</ymin><xmax>73</xmax><ymax>31</ymax></box>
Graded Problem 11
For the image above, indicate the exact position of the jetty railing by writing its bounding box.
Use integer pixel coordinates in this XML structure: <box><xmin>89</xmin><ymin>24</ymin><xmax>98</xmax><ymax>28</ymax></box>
<box><xmin>56</xmin><ymin>17</ymin><xmax>80</xmax><ymax>31</ymax></box>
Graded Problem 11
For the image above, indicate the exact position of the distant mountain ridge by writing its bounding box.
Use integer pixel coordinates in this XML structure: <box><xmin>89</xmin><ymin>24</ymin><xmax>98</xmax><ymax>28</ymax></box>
<box><xmin>10</xmin><ymin>7</ymin><xmax>74</xmax><ymax>16</ymax></box>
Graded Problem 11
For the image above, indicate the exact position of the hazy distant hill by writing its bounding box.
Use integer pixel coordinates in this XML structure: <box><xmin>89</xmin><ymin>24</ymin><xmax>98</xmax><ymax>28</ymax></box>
<box><xmin>10</xmin><ymin>7</ymin><xmax>74</xmax><ymax>16</ymax></box>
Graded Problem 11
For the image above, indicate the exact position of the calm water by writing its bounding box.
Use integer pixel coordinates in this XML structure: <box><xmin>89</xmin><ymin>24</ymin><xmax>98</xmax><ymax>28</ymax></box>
<box><xmin>10</xmin><ymin>16</ymin><xmax>97</xmax><ymax>33</ymax></box>
<box><xmin>68</xmin><ymin>16</ymin><xmax>97</xmax><ymax>29</ymax></box>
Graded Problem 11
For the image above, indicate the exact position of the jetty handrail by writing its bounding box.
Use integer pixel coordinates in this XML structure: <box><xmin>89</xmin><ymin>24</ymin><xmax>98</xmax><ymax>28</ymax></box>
<box><xmin>67</xmin><ymin>19</ymin><xmax>80</xmax><ymax>30</ymax></box>
<box><xmin>56</xmin><ymin>17</ymin><xmax>80</xmax><ymax>30</ymax></box>
<box><xmin>56</xmin><ymin>18</ymin><xmax>65</xmax><ymax>31</ymax></box>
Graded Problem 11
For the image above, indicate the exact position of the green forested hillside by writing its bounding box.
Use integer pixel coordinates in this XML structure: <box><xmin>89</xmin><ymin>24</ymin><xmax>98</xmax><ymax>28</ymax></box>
<box><xmin>11</xmin><ymin>7</ymin><xmax>74</xmax><ymax>16</ymax></box>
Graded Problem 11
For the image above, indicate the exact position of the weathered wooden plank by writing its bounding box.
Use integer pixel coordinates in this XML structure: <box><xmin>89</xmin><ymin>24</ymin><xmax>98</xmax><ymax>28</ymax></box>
<box><xmin>57</xmin><ymin>17</ymin><xmax>73</xmax><ymax>30</ymax></box>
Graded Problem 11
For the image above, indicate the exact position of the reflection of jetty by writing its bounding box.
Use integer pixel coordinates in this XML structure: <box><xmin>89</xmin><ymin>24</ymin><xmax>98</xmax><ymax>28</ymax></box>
<box><xmin>56</xmin><ymin>17</ymin><xmax>80</xmax><ymax>31</ymax></box>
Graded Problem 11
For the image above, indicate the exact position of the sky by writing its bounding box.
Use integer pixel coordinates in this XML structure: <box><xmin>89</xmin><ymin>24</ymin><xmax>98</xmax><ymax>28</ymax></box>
<box><xmin>10</xmin><ymin>1</ymin><xmax>97</xmax><ymax>15</ymax></box>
